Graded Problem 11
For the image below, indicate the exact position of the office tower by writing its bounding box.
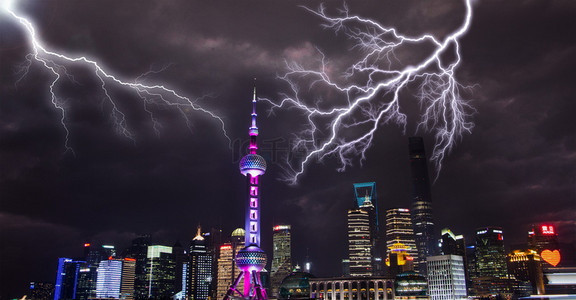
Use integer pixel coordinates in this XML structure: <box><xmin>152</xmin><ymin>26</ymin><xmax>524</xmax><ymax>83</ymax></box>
<box><xmin>126</xmin><ymin>235</ymin><xmax>151</xmax><ymax>300</ymax></box>
<box><xmin>173</xmin><ymin>240</ymin><xmax>188</xmax><ymax>298</ymax></box>
<box><xmin>95</xmin><ymin>258</ymin><xmax>136</xmax><ymax>300</ymax></box>
<box><xmin>217</xmin><ymin>229</ymin><xmax>245</xmax><ymax>299</ymax></box>
<box><xmin>528</xmin><ymin>224</ymin><xmax>561</xmax><ymax>267</ymax></box>
<box><xmin>96</xmin><ymin>259</ymin><xmax>123</xmax><ymax>298</ymax></box>
<box><xmin>146</xmin><ymin>245</ymin><xmax>176</xmax><ymax>299</ymax></box>
<box><xmin>54</xmin><ymin>258</ymin><xmax>87</xmax><ymax>300</ymax></box>
<box><xmin>386</xmin><ymin>243</ymin><xmax>415</xmax><ymax>277</ymax></box>
<box><xmin>75</xmin><ymin>244</ymin><xmax>117</xmax><ymax>299</ymax></box>
<box><xmin>348</xmin><ymin>208</ymin><xmax>373</xmax><ymax>276</ymax></box>
<box><xmin>203</xmin><ymin>228</ymin><xmax>223</xmax><ymax>300</ymax></box>
<box><xmin>475</xmin><ymin>227</ymin><xmax>508</xmax><ymax>278</ymax></box>
<box><xmin>271</xmin><ymin>225</ymin><xmax>292</xmax><ymax>298</ymax></box>
<box><xmin>385</xmin><ymin>208</ymin><xmax>418</xmax><ymax>265</ymax></box>
<box><xmin>354</xmin><ymin>182</ymin><xmax>383</xmax><ymax>274</ymax></box>
<box><xmin>190</xmin><ymin>226</ymin><xmax>213</xmax><ymax>300</ymax></box>
<box><xmin>507</xmin><ymin>249</ymin><xmax>545</xmax><ymax>295</ymax></box>
<box><xmin>408</xmin><ymin>137</ymin><xmax>436</xmax><ymax>275</ymax></box>
<box><xmin>440</xmin><ymin>229</ymin><xmax>466</xmax><ymax>257</ymax></box>
<box><xmin>120</xmin><ymin>259</ymin><xmax>136</xmax><ymax>300</ymax></box>
<box><xmin>29</xmin><ymin>282</ymin><xmax>55</xmax><ymax>300</ymax></box>
<box><xmin>427</xmin><ymin>255</ymin><xmax>467</xmax><ymax>300</ymax></box>
<box><xmin>441</xmin><ymin>228</ymin><xmax>470</xmax><ymax>294</ymax></box>
<box><xmin>224</xmin><ymin>85</ymin><xmax>268</xmax><ymax>300</ymax></box>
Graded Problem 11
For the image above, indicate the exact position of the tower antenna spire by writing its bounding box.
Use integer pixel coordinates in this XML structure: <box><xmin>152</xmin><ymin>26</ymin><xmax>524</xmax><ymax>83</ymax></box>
<box><xmin>227</xmin><ymin>83</ymin><xmax>268</xmax><ymax>300</ymax></box>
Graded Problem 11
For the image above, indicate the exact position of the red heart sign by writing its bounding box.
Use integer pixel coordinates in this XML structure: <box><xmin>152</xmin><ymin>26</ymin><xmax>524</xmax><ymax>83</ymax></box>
<box><xmin>541</xmin><ymin>249</ymin><xmax>561</xmax><ymax>267</ymax></box>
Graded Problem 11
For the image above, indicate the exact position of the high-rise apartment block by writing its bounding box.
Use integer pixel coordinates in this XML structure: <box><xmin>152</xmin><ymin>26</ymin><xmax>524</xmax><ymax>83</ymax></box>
<box><xmin>271</xmin><ymin>225</ymin><xmax>292</xmax><ymax>298</ymax></box>
<box><xmin>427</xmin><ymin>255</ymin><xmax>467</xmax><ymax>300</ymax></box>
<box><xmin>408</xmin><ymin>137</ymin><xmax>437</xmax><ymax>275</ymax></box>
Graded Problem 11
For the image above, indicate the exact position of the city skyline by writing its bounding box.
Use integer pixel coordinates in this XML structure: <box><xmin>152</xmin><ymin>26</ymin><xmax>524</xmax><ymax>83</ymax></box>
<box><xmin>0</xmin><ymin>1</ymin><xmax>575</xmax><ymax>299</ymax></box>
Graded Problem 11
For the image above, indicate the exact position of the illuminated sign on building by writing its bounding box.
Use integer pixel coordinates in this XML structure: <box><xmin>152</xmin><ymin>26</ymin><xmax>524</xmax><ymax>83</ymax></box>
<box><xmin>541</xmin><ymin>225</ymin><xmax>555</xmax><ymax>235</ymax></box>
<box><xmin>541</xmin><ymin>249</ymin><xmax>561</xmax><ymax>267</ymax></box>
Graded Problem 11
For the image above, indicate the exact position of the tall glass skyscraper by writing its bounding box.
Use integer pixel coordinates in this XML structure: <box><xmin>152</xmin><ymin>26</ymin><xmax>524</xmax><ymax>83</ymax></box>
<box><xmin>408</xmin><ymin>137</ymin><xmax>436</xmax><ymax>274</ymax></box>
<box><xmin>270</xmin><ymin>225</ymin><xmax>292</xmax><ymax>298</ymax></box>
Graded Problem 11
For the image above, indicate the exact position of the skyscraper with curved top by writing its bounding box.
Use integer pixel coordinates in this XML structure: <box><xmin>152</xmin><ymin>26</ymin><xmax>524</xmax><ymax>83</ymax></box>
<box><xmin>224</xmin><ymin>84</ymin><xmax>268</xmax><ymax>300</ymax></box>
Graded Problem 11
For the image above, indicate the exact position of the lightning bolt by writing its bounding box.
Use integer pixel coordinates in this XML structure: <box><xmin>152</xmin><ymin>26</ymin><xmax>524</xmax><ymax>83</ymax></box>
<box><xmin>262</xmin><ymin>0</ymin><xmax>475</xmax><ymax>184</ymax></box>
<box><xmin>2</xmin><ymin>1</ymin><xmax>230</xmax><ymax>153</ymax></box>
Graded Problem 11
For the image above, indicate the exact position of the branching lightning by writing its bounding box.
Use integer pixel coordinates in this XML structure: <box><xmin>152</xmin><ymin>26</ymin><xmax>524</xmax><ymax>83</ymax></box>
<box><xmin>262</xmin><ymin>0</ymin><xmax>475</xmax><ymax>184</ymax></box>
<box><xmin>2</xmin><ymin>2</ymin><xmax>230</xmax><ymax>152</ymax></box>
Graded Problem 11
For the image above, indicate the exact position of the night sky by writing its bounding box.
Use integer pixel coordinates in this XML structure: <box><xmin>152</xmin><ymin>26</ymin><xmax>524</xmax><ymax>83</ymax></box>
<box><xmin>1</xmin><ymin>0</ymin><xmax>575</xmax><ymax>298</ymax></box>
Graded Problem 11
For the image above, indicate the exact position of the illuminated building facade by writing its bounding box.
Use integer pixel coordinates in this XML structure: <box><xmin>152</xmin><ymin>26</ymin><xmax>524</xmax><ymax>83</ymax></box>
<box><xmin>507</xmin><ymin>249</ymin><xmax>545</xmax><ymax>295</ymax></box>
<box><xmin>427</xmin><ymin>255</ymin><xmax>467</xmax><ymax>300</ymax></box>
<box><xmin>474</xmin><ymin>227</ymin><xmax>508</xmax><ymax>278</ymax></box>
<box><xmin>94</xmin><ymin>258</ymin><xmax>136</xmax><ymax>300</ymax></box>
<box><xmin>96</xmin><ymin>259</ymin><xmax>123</xmax><ymax>299</ymax></box>
<box><xmin>408</xmin><ymin>137</ymin><xmax>437</xmax><ymax>275</ymax></box>
<box><xmin>271</xmin><ymin>225</ymin><xmax>292</xmax><ymax>298</ymax></box>
<box><xmin>54</xmin><ymin>258</ymin><xmax>87</xmax><ymax>300</ymax></box>
<box><xmin>385</xmin><ymin>208</ymin><xmax>418</xmax><ymax>266</ymax></box>
<box><xmin>224</xmin><ymin>86</ymin><xmax>268</xmax><ymax>300</ymax></box>
<box><xmin>348</xmin><ymin>208</ymin><xmax>373</xmax><ymax>276</ymax></box>
<box><xmin>309</xmin><ymin>276</ymin><xmax>395</xmax><ymax>300</ymax></box>
<box><xmin>528</xmin><ymin>224</ymin><xmax>560</xmax><ymax>267</ymax></box>
<box><xmin>394</xmin><ymin>272</ymin><xmax>427</xmax><ymax>300</ymax></box>
<box><xmin>217</xmin><ymin>229</ymin><xmax>245</xmax><ymax>299</ymax></box>
<box><xmin>385</xmin><ymin>243</ymin><xmax>415</xmax><ymax>277</ymax></box>
<box><xmin>146</xmin><ymin>245</ymin><xmax>175</xmax><ymax>299</ymax></box>
<box><xmin>440</xmin><ymin>229</ymin><xmax>469</xmax><ymax>295</ymax></box>
<box><xmin>190</xmin><ymin>226</ymin><xmax>213</xmax><ymax>300</ymax></box>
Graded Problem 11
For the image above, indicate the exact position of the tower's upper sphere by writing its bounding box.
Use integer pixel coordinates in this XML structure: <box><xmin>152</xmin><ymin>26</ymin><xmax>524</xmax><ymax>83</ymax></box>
<box><xmin>239</xmin><ymin>154</ymin><xmax>267</xmax><ymax>177</ymax></box>
<box><xmin>236</xmin><ymin>245</ymin><xmax>267</xmax><ymax>272</ymax></box>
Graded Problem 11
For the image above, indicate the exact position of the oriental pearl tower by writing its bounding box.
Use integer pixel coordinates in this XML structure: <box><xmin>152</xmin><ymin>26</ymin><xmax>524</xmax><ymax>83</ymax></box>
<box><xmin>224</xmin><ymin>84</ymin><xmax>268</xmax><ymax>300</ymax></box>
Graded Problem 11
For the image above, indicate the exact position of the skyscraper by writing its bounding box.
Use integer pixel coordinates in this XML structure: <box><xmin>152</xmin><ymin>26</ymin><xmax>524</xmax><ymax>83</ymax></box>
<box><xmin>189</xmin><ymin>226</ymin><xmax>213</xmax><ymax>300</ymax></box>
<box><xmin>54</xmin><ymin>258</ymin><xmax>86</xmax><ymax>300</ymax></box>
<box><xmin>224</xmin><ymin>85</ymin><xmax>268</xmax><ymax>300</ymax></box>
<box><xmin>475</xmin><ymin>227</ymin><xmax>508</xmax><ymax>278</ymax></box>
<box><xmin>146</xmin><ymin>245</ymin><xmax>175</xmax><ymax>299</ymax></box>
<box><xmin>347</xmin><ymin>208</ymin><xmax>373</xmax><ymax>276</ymax></box>
<box><xmin>385</xmin><ymin>208</ymin><xmax>418</xmax><ymax>265</ymax></box>
<box><xmin>528</xmin><ymin>224</ymin><xmax>561</xmax><ymax>267</ymax></box>
<box><xmin>96</xmin><ymin>259</ymin><xmax>123</xmax><ymax>299</ymax></box>
<box><xmin>440</xmin><ymin>228</ymin><xmax>470</xmax><ymax>294</ymax></box>
<box><xmin>270</xmin><ymin>225</ymin><xmax>292</xmax><ymax>298</ymax></box>
<box><xmin>126</xmin><ymin>235</ymin><xmax>151</xmax><ymax>300</ymax></box>
<box><xmin>408</xmin><ymin>137</ymin><xmax>436</xmax><ymax>275</ymax></box>
<box><xmin>217</xmin><ymin>229</ymin><xmax>245</xmax><ymax>299</ymax></box>
<box><xmin>427</xmin><ymin>255</ymin><xmax>467</xmax><ymax>300</ymax></box>
<box><xmin>95</xmin><ymin>258</ymin><xmax>136</xmax><ymax>300</ymax></box>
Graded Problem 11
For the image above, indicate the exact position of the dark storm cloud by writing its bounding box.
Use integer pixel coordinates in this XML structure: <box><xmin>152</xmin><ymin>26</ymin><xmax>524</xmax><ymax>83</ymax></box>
<box><xmin>1</xmin><ymin>0</ymin><xmax>575</xmax><ymax>298</ymax></box>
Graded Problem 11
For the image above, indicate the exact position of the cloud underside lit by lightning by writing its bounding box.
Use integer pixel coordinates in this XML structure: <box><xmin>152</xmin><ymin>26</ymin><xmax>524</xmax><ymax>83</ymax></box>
<box><xmin>3</xmin><ymin>3</ymin><xmax>230</xmax><ymax>153</ymax></box>
<box><xmin>263</xmin><ymin>0</ymin><xmax>475</xmax><ymax>184</ymax></box>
